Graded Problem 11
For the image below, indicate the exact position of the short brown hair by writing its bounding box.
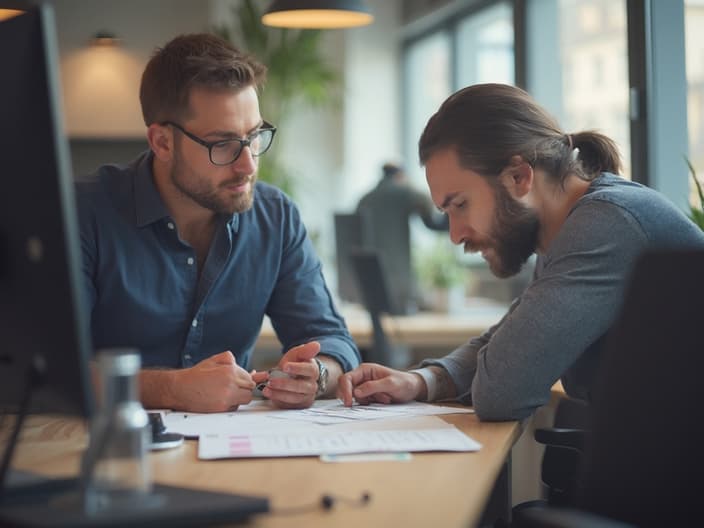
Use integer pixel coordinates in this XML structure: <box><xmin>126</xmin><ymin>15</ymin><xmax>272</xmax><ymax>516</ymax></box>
<box><xmin>139</xmin><ymin>33</ymin><xmax>267</xmax><ymax>126</ymax></box>
<box><xmin>418</xmin><ymin>83</ymin><xmax>622</xmax><ymax>184</ymax></box>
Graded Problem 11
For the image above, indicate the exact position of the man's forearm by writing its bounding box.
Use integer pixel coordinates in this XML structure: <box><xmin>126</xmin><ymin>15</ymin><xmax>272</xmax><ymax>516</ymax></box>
<box><xmin>139</xmin><ymin>368</ymin><xmax>178</xmax><ymax>409</ymax></box>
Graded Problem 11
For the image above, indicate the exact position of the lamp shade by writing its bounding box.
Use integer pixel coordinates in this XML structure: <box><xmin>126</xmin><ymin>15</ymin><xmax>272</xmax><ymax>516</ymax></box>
<box><xmin>262</xmin><ymin>0</ymin><xmax>373</xmax><ymax>29</ymax></box>
<box><xmin>0</xmin><ymin>9</ymin><xmax>24</xmax><ymax>21</ymax></box>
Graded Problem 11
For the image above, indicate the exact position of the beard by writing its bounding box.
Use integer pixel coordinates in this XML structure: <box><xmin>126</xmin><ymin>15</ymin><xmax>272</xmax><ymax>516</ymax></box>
<box><xmin>468</xmin><ymin>183</ymin><xmax>540</xmax><ymax>278</ymax></box>
<box><xmin>170</xmin><ymin>146</ymin><xmax>257</xmax><ymax>215</ymax></box>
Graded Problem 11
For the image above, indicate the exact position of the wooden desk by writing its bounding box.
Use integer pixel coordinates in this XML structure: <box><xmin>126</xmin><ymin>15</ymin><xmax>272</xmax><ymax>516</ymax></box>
<box><xmin>256</xmin><ymin>302</ymin><xmax>506</xmax><ymax>352</ymax></box>
<box><xmin>4</xmin><ymin>412</ymin><xmax>520</xmax><ymax>528</ymax></box>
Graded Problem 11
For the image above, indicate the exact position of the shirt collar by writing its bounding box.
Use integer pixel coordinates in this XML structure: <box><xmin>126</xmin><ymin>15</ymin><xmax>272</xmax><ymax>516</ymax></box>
<box><xmin>134</xmin><ymin>150</ymin><xmax>171</xmax><ymax>228</ymax></box>
<box><xmin>133</xmin><ymin>150</ymin><xmax>243</xmax><ymax>233</ymax></box>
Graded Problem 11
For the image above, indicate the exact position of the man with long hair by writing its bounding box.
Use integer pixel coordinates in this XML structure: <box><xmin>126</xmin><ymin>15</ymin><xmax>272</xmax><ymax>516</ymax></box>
<box><xmin>338</xmin><ymin>84</ymin><xmax>704</xmax><ymax>421</ymax></box>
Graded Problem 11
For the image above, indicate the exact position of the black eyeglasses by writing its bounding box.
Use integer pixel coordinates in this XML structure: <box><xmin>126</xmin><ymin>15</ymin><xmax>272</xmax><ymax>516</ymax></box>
<box><xmin>162</xmin><ymin>120</ymin><xmax>276</xmax><ymax>166</ymax></box>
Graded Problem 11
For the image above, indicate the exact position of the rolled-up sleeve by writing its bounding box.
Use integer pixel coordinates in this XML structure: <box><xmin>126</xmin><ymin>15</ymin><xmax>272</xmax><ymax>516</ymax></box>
<box><xmin>265</xmin><ymin>199</ymin><xmax>360</xmax><ymax>372</ymax></box>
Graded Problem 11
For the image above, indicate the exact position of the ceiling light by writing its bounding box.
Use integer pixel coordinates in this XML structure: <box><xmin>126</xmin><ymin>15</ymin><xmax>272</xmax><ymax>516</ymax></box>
<box><xmin>262</xmin><ymin>0</ymin><xmax>373</xmax><ymax>29</ymax></box>
<box><xmin>0</xmin><ymin>8</ymin><xmax>24</xmax><ymax>21</ymax></box>
<box><xmin>90</xmin><ymin>31</ymin><xmax>120</xmax><ymax>47</ymax></box>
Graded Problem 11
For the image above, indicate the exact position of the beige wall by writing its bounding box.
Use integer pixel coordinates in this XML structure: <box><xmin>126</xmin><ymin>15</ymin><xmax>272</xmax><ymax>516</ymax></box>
<box><xmin>54</xmin><ymin>0</ymin><xmax>211</xmax><ymax>138</ymax></box>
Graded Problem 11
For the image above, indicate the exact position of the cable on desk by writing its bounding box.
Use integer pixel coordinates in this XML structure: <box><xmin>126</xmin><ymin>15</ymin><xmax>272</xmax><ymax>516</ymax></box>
<box><xmin>268</xmin><ymin>492</ymin><xmax>371</xmax><ymax>515</ymax></box>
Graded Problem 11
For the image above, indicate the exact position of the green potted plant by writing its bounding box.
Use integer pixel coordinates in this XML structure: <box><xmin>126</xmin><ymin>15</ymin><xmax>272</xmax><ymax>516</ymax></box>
<box><xmin>685</xmin><ymin>158</ymin><xmax>704</xmax><ymax>231</ymax></box>
<box><xmin>415</xmin><ymin>237</ymin><xmax>466</xmax><ymax>312</ymax></box>
<box><xmin>214</xmin><ymin>0</ymin><xmax>340</xmax><ymax>197</ymax></box>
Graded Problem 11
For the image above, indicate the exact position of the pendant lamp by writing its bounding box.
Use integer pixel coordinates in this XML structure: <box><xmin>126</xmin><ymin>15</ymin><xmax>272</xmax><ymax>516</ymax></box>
<box><xmin>0</xmin><ymin>9</ymin><xmax>24</xmax><ymax>21</ymax></box>
<box><xmin>262</xmin><ymin>0</ymin><xmax>374</xmax><ymax>29</ymax></box>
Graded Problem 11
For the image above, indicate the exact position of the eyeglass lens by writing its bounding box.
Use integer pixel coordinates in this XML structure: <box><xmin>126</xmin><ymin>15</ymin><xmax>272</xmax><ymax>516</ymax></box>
<box><xmin>210</xmin><ymin>128</ymin><xmax>274</xmax><ymax>165</ymax></box>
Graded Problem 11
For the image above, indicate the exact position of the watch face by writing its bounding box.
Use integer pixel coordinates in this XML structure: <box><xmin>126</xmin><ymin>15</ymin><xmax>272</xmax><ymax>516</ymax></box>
<box><xmin>317</xmin><ymin>359</ymin><xmax>328</xmax><ymax>395</ymax></box>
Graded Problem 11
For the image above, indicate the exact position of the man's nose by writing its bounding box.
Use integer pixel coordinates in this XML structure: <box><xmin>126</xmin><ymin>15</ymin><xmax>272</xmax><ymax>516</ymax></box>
<box><xmin>448</xmin><ymin>217</ymin><xmax>466</xmax><ymax>245</ymax></box>
<box><xmin>231</xmin><ymin>145</ymin><xmax>257</xmax><ymax>175</ymax></box>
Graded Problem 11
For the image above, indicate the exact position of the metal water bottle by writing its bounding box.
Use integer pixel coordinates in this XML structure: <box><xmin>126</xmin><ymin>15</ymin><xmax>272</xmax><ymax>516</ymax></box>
<box><xmin>89</xmin><ymin>348</ymin><xmax>151</xmax><ymax>511</ymax></box>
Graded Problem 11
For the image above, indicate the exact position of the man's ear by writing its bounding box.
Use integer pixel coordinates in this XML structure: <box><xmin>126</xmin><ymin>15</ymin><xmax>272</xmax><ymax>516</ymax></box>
<box><xmin>147</xmin><ymin>123</ymin><xmax>173</xmax><ymax>162</ymax></box>
<box><xmin>502</xmin><ymin>155</ymin><xmax>533</xmax><ymax>198</ymax></box>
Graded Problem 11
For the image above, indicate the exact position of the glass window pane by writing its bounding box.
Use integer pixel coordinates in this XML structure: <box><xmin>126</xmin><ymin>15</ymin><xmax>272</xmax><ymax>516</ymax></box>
<box><xmin>685</xmin><ymin>0</ymin><xmax>704</xmax><ymax>207</ymax></box>
<box><xmin>528</xmin><ymin>0</ymin><xmax>631</xmax><ymax>178</ymax></box>
<box><xmin>561</xmin><ymin>0</ymin><xmax>630</xmax><ymax>177</ymax></box>
<box><xmin>402</xmin><ymin>31</ymin><xmax>452</xmax><ymax>183</ymax></box>
<box><xmin>456</xmin><ymin>2</ymin><xmax>514</xmax><ymax>88</ymax></box>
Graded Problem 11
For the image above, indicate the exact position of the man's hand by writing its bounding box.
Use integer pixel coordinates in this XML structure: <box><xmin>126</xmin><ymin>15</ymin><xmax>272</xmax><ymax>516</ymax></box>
<box><xmin>145</xmin><ymin>351</ymin><xmax>258</xmax><ymax>413</ymax></box>
<box><xmin>263</xmin><ymin>341</ymin><xmax>320</xmax><ymax>409</ymax></box>
<box><xmin>336</xmin><ymin>362</ymin><xmax>426</xmax><ymax>407</ymax></box>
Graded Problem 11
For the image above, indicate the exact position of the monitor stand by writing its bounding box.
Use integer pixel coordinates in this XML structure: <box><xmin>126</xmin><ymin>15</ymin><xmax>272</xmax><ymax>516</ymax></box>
<box><xmin>0</xmin><ymin>472</ymin><xmax>269</xmax><ymax>527</ymax></box>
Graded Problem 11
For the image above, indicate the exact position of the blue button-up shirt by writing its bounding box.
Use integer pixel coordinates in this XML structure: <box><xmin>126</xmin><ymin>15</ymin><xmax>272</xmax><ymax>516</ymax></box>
<box><xmin>76</xmin><ymin>151</ymin><xmax>360</xmax><ymax>371</ymax></box>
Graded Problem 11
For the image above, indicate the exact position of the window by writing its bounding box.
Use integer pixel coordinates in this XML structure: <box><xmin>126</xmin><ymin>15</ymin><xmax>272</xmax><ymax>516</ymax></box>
<box><xmin>402</xmin><ymin>30</ymin><xmax>451</xmax><ymax>185</ymax></box>
<box><xmin>402</xmin><ymin>2</ymin><xmax>514</xmax><ymax>184</ymax></box>
<box><xmin>456</xmin><ymin>2</ymin><xmax>514</xmax><ymax>87</ymax></box>
<box><xmin>686</xmin><ymin>0</ymin><xmax>704</xmax><ymax>206</ymax></box>
<box><xmin>527</xmin><ymin>0</ymin><xmax>631</xmax><ymax>178</ymax></box>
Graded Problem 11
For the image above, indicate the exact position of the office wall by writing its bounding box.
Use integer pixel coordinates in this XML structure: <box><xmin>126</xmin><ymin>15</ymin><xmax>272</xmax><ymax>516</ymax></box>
<box><xmin>338</xmin><ymin>2</ymin><xmax>403</xmax><ymax>209</ymax></box>
<box><xmin>53</xmin><ymin>0</ymin><xmax>211</xmax><ymax>139</ymax></box>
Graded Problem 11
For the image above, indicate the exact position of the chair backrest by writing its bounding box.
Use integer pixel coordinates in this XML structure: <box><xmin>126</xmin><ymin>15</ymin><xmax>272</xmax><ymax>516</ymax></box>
<box><xmin>334</xmin><ymin>211</ymin><xmax>413</xmax><ymax>315</ymax></box>
<box><xmin>576</xmin><ymin>249</ymin><xmax>704</xmax><ymax>526</ymax></box>
<box><xmin>334</xmin><ymin>213</ymin><xmax>366</xmax><ymax>305</ymax></box>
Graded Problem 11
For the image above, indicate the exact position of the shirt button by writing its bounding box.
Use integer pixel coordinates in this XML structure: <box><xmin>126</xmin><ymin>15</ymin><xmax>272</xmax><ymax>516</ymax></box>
<box><xmin>184</xmin><ymin>354</ymin><xmax>192</xmax><ymax>361</ymax></box>
<box><xmin>167</xmin><ymin>222</ymin><xmax>175</xmax><ymax>230</ymax></box>
<box><xmin>191</xmin><ymin>319</ymin><xmax>198</xmax><ymax>328</ymax></box>
<box><xmin>187</xmin><ymin>257</ymin><xmax>194</xmax><ymax>266</ymax></box>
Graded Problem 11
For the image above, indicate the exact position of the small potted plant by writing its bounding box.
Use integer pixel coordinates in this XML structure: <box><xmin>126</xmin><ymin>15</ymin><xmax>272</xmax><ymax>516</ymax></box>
<box><xmin>415</xmin><ymin>237</ymin><xmax>466</xmax><ymax>312</ymax></box>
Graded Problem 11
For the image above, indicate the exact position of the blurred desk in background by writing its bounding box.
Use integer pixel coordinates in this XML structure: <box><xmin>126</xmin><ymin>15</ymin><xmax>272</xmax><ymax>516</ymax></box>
<box><xmin>255</xmin><ymin>300</ymin><xmax>507</xmax><ymax>367</ymax></box>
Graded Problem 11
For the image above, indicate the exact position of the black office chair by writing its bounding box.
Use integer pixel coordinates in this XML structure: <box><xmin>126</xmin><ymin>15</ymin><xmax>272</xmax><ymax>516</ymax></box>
<box><xmin>534</xmin><ymin>397</ymin><xmax>591</xmax><ymax>505</ymax></box>
<box><xmin>514</xmin><ymin>249</ymin><xmax>704</xmax><ymax>528</ymax></box>
<box><xmin>506</xmin><ymin>395</ymin><xmax>591</xmax><ymax>528</ymax></box>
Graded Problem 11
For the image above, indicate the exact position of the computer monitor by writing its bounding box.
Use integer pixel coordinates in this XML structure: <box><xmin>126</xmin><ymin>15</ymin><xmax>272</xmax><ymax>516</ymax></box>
<box><xmin>0</xmin><ymin>3</ymin><xmax>94</xmax><ymax>417</ymax></box>
<box><xmin>0</xmin><ymin>6</ymin><xmax>270</xmax><ymax>525</ymax></box>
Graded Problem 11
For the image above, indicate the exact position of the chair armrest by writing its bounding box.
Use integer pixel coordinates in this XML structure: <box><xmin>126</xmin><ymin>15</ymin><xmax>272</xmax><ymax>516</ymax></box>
<box><xmin>515</xmin><ymin>507</ymin><xmax>637</xmax><ymax>528</ymax></box>
<box><xmin>534</xmin><ymin>427</ymin><xmax>588</xmax><ymax>452</ymax></box>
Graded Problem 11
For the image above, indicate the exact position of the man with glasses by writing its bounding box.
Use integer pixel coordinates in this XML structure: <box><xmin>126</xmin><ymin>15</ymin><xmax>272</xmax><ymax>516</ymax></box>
<box><xmin>76</xmin><ymin>33</ymin><xmax>360</xmax><ymax>412</ymax></box>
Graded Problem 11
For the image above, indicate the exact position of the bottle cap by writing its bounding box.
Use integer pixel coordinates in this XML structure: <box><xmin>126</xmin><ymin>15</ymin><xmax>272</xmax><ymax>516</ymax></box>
<box><xmin>97</xmin><ymin>348</ymin><xmax>141</xmax><ymax>376</ymax></box>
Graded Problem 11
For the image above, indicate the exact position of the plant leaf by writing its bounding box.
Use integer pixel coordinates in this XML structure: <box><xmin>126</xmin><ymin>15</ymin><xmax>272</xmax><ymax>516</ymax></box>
<box><xmin>210</xmin><ymin>0</ymin><xmax>341</xmax><ymax>198</ymax></box>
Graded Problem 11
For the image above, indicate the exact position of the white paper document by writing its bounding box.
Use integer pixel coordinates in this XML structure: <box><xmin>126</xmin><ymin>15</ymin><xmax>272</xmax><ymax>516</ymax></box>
<box><xmin>163</xmin><ymin>399</ymin><xmax>474</xmax><ymax>438</ymax></box>
<box><xmin>197</xmin><ymin>425</ymin><xmax>482</xmax><ymax>460</ymax></box>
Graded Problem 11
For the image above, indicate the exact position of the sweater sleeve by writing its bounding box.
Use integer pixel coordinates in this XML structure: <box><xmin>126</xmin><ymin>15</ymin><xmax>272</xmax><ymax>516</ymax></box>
<box><xmin>425</xmin><ymin>200</ymin><xmax>649</xmax><ymax>421</ymax></box>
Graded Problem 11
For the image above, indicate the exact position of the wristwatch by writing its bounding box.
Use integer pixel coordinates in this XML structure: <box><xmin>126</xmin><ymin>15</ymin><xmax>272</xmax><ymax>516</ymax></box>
<box><xmin>314</xmin><ymin>357</ymin><xmax>329</xmax><ymax>397</ymax></box>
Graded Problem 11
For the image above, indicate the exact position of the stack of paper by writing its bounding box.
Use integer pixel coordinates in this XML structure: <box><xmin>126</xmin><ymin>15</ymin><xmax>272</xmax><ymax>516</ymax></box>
<box><xmin>198</xmin><ymin>424</ymin><xmax>481</xmax><ymax>459</ymax></box>
<box><xmin>160</xmin><ymin>400</ymin><xmax>481</xmax><ymax>460</ymax></box>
